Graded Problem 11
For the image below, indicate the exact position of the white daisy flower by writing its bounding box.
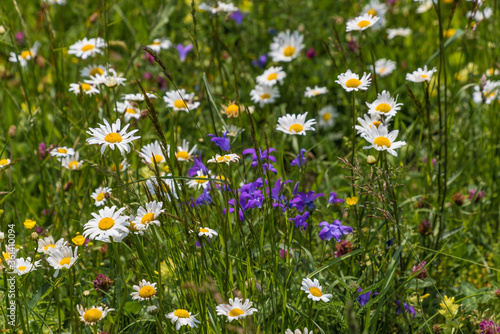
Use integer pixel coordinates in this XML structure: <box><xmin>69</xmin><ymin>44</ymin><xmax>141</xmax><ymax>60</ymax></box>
<box><xmin>256</xmin><ymin>66</ymin><xmax>287</xmax><ymax>86</ymax></box>
<box><xmin>362</xmin><ymin>125</ymin><xmax>406</xmax><ymax>157</ymax></box>
<box><xmin>285</xmin><ymin>328</ymin><xmax>312</xmax><ymax>334</ymax></box>
<box><xmin>37</xmin><ymin>236</ymin><xmax>67</xmax><ymax>254</ymax></box>
<box><xmin>133</xmin><ymin>201</ymin><xmax>165</xmax><ymax>232</ymax></box>
<box><xmin>164</xmin><ymin>89</ymin><xmax>200</xmax><ymax>112</ymax></box>
<box><xmin>318</xmin><ymin>105</ymin><xmax>338</xmax><ymax>129</ymax></box>
<box><xmin>140</xmin><ymin>141</ymin><xmax>168</xmax><ymax>165</ymax></box>
<box><xmin>336</xmin><ymin>70</ymin><xmax>372</xmax><ymax>92</ymax></box>
<box><xmin>175</xmin><ymin>139</ymin><xmax>197</xmax><ymax>162</ymax></box>
<box><xmin>46</xmin><ymin>245</ymin><xmax>78</xmax><ymax>271</ymax></box>
<box><xmin>115</xmin><ymin>101</ymin><xmax>141</xmax><ymax>122</ymax></box>
<box><xmin>68</xmin><ymin>37</ymin><xmax>106</xmax><ymax>59</ymax></box>
<box><xmin>304</xmin><ymin>86</ymin><xmax>328</xmax><ymax>98</ymax></box>
<box><xmin>147</xmin><ymin>38</ymin><xmax>172</xmax><ymax>53</ymax></box>
<box><xmin>355</xmin><ymin>114</ymin><xmax>385</xmax><ymax>137</ymax></box>
<box><xmin>405</xmin><ymin>66</ymin><xmax>437</xmax><ymax>83</ymax></box>
<box><xmin>363</xmin><ymin>0</ymin><xmax>387</xmax><ymax>27</ymax></box>
<box><xmin>9</xmin><ymin>42</ymin><xmax>40</xmax><ymax>67</ymax></box>
<box><xmin>301</xmin><ymin>278</ymin><xmax>333</xmax><ymax>302</ymax></box>
<box><xmin>369</xmin><ymin>59</ymin><xmax>396</xmax><ymax>77</ymax></box>
<box><xmin>77</xmin><ymin>305</ymin><xmax>114</xmax><ymax>326</ymax></box>
<box><xmin>86</xmin><ymin>119</ymin><xmax>140</xmax><ymax>155</ymax></box>
<box><xmin>198</xmin><ymin>227</ymin><xmax>218</xmax><ymax>238</ymax></box>
<box><xmin>0</xmin><ymin>159</ymin><xmax>12</xmax><ymax>168</ymax></box>
<box><xmin>485</xmin><ymin>68</ymin><xmax>499</xmax><ymax>77</ymax></box>
<box><xmin>69</xmin><ymin>82</ymin><xmax>100</xmax><ymax>95</ymax></box>
<box><xmin>207</xmin><ymin>153</ymin><xmax>240</xmax><ymax>165</ymax></box>
<box><xmin>472</xmin><ymin>81</ymin><xmax>500</xmax><ymax>104</ymax></box>
<box><xmin>276</xmin><ymin>112</ymin><xmax>316</xmax><ymax>136</ymax></box>
<box><xmin>387</xmin><ymin>28</ymin><xmax>411</xmax><ymax>40</ymax></box>
<box><xmin>83</xmin><ymin>206</ymin><xmax>130</xmax><ymax>243</ymax></box>
<box><xmin>110</xmin><ymin>158</ymin><xmax>129</xmax><ymax>172</ymax></box>
<box><xmin>85</xmin><ymin>69</ymin><xmax>126</xmax><ymax>88</ymax></box>
<box><xmin>187</xmin><ymin>170</ymin><xmax>211</xmax><ymax>190</ymax></box>
<box><xmin>44</xmin><ymin>0</ymin><xmax>67</xmax><ymax>5</ymax></box>
<box><xmin>91</xmin><ymin>186</ymin><xmax>112</xmax><ymax>207</ymax></box>
<box><xmin>269</xmin><ymin>30</ymin><xmax>305</xmax><ymax>62</ymax></box>
<box><xmin>13</xmin><ymin>257</ymin><xmax>41</xmax><ymax>276</ymax></box>
<box><xmin>220</xmin><ymin>101</ymin><xmax>242</xmax><ymax>118</ymax></box>
<box><xmin>467</xmin><ymin>7</ymin><xmax>493</xmax><ymax>21</ymax></box>
<box><xmin>416</xmin><ymin>0</ymin><xmax>433</xmax><ymax>14</ymax></box>
<box><xmin>80</xmin><ymin>64</ymin><xmax>106</xmax><ymax>78</ymax></box>
<box><xmin>346</xmin><ymin>14</ymin><xmax>380</xmax><ymax>32</ymax></box>
<box><xmin>122</xmin><ymin>93</ymin><xmax>157</xmax><ymax>101</ymax></box>
<box><xmin>366</xmin><ymin>90</ymin><xmax>402</xmax><ymax>119</ymax></box>
<box><xmin>166</xmin><ymin>309</ymin><xmax>200</xmax><ymax>330</ymax></box>
<box><xmin>50</xmin><ymin>146</ymin><xmax>75</xmax><ymax>158</ymax></box>
<box><xmin>61</xmin><ymin>152</ymin><xmax>84</xmax><ymax>170</ymax></box>
<box><xmin>146</xmin><ymin>175</ymin><xmax>179</xmax><ymax>199</ymax></box>
<box><xmin>250</xmin><ymin>84</ymin><xmax>280</xmax><ymax>107</ymax></box>
<box><xmin>216</xmin><ymin>1</ymin><xmax>238</xmax><ymax>12</ymax></box>
<box><xmin>131</xmin><ymin>280</ymin><xmax>157</xmax><ymax>301</ymax></box>
<box><xmin>216</xmin><ymin>297</ymin><xmax>258</xmax><ymax>322</ymax></box>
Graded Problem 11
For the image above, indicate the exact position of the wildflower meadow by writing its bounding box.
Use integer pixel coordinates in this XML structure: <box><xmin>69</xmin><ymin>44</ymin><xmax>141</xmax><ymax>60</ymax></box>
<box><xmin>1</xmin><ymin>0</ymin><xmax>500</xmax><ymax>333</ymax></box>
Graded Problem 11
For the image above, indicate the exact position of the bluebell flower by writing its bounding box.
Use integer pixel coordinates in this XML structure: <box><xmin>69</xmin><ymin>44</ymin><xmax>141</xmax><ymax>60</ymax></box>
<box><xmin>328</xmin><ymin>191</ymin><xmax>344</xmax><ymax>204</ymax></box>
<box><xmin>291</xmin><ymin>212</ymin><xmax>309</xmax><ymax>230</ymax></box>
<box><xmin>243</xmin><ymin>147</ymin><xmax>277</xmax><ymax>174</ymax></box>
<box><xmin>176</xmin><ymin>44</ymin><xmax>193</xmax><ymax>62</ymax></box>
<box><xmin>208</xmin><ymin>132</ymin><xmax>230</xmax><ymax>152</ymax></box>
<box><xmin>252</xmin><ymin>54</ymin><xmax>268</xmax><ymax>68</ymax></box>
<box><xmin>396</xmin><ymin>301</ymin><xmax>416</xmax><ymax>319</ymax></box>
<box><xmin>194</xmin><ymin>188</ymin><xmax>212</xmax><ymax>206</ymax></box>
<box><xmin>318</xmin><ymin>220</ymin><xmax>353</xmax><ymax>242</ymax></box>
<box><xmin>291</xmin><ymin>149</ymin><xmax>307</xmax><ymax>167</ymax></box>
<box><xmin>386</xmin><ymin>238</ymin><xmax>394</xmax><ymax>248</ymax></box>
<box><xmin>290</xmin><ymin>190</ymin><xmax>324</xmax><ymax>212</ymax></box>
<box><xmin>356</xmin><ymin>288</ymin><xmax>378</xmax><ymax>306</ymax></box>
<box><xmin>187</xmin><ymin>154</ymin><xmax>209</xmax><ymax>177</ymax></box>
<box><xmin>230</xmin><ymin>10</ymin><xmax>247</xmax><ymax>25</ymax></box>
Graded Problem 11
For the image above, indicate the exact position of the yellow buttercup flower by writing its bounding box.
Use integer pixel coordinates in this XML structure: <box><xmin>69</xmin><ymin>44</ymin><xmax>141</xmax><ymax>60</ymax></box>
<box><xmin>24</xmin><ymin>219</ymin><xmax>37</xmax><ymax>229</ymax></box>
<box><xmin>72</xmin><ymin>235</ymin><xmax>86</xmax><ymax>246</ymax></box>
<box><xmin>346</xmin><ymin>197</ymin><xmax>358</xmax><ymax>206</ymax></box>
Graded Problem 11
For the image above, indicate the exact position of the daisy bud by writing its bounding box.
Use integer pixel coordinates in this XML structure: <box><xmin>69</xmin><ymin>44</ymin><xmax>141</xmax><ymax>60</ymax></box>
<box><xmin>31</xmin><ymin>232</ymin><xmax>39</xmax><ymax>240</ymax></box>
<box><xmin>0</xmin><ymin>25</ymin><xmax>5</xmax><ymax>34</ymax></box>
<box><xmin>140</xmin><ymin>109</ymin><xmax>149</xmax><ymax>119</ymax></box>
<box><xmin>64</xmin><ymin>181</ymin><xmax>73</xmax><ymax>192</ymax></box>
<box><xmin>0</xmin><ymin>232</ymin><xmax>5</xmax><ymax>242</ymax></box>
<box><xmin>8</xmin><ymin>125</ymin><xmax>16</xmax><ymax>138</ymax></box>
<box><xmin>367</xmin><ymin>155</ymin><xmax>377</xmax><ymax>165</ymax></box>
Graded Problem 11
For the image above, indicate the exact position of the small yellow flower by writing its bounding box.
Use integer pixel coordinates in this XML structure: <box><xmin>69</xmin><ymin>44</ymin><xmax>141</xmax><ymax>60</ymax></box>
<box><xmin>346</xmin><ymin>197</ymin><xmax>358</xmax><ymax>206</ymax></box>
<box><xmin>438</xmin><ymin>295</ymin><xmax>459</xmax><ymax>318</ymax></box>
<box><xmin>24</xmin><ymin>219</ymin><xmax>36</xmax><ymax>229</ymax></box>
<box><xmin>72</xmin><ymin>235</ymin><xmax>86</xmax><ymax>246</ymax></box>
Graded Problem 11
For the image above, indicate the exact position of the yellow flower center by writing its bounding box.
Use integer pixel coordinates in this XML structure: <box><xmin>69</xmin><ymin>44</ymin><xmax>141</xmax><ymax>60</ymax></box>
<box><xmin>345</xmin><ymin>78</ymin><xmax>362</xmax><ymax>88</ymax></box>
<box><xmin>81</xmin><ymin>83</ymin><xmax>92</xmax><ymax>91</ymax></box>
<box><xmin>370</xmin><ymin>121</ymin><xmax>382</xmax><ymax>128</ymax></box>
<box><xmin>98</xmin><ymin>217</ymin><xmax>115</xmax><ymax>230</ymax></box>
<box><xmin>18</xmin><ymin>266</ymin><xmax>27</xmax><ymax>271</ymax></box>
<box><xmin>152</xmin><ymin>41</ymin><xmax>161</xmax><ymax>46</ymax></box>
<box><xmin>309</xmin><ymin>287</ymin><xmax>322</xmax><ymax>297</ymax></box>
<box><xmin>44</xmin><ymin>244</ymin><xmax>56</xmax><ymax>251</ymax></box>
<box><xmin>3</xmin><ymin>252</ymin><xmax>11</xmax><ymax>260</ymax></box>
<box><xmin>125</xmin><ymin>108</ymin><xmax>137</xmax><ymax>114</ymax></box>
<box><xmin>421</xmin><ymin>74</ymin><xmax>428</xmax><ymax>79</ymax></box>
<box><xmin>57</xmin><ymin>148</ymin><xmax>68</xmax><ymax>153</ymax></box>
<box><xmin>96</xmin><ymin>193</ymin><xmax>105</xmax><ymax>201</ymax></box>
<box><xmin>283</xmin><ymin>46</ymin><xmax>295</xmax><ymax>57</ymax></box>
<box><xmin>176</xmin><ymin>151</ymin><xmax>190</xmax><ymax>160</ymax></box>
<box><xmin>89</xmin><ymin>67</ymin><xmax>104</xmax><ymax>76</ymax></box>
<box><xmin>200</xmin><ymin>228</ymin><xmax>209</xmax><ymax>233</ymax></box>
<box><xmin>374</xmin><ymin>136</ymin><xmax>391</xmax><ymax>148</ymax></box>
<box><xmin>378</xmin><ymin>67</ymin><xmax>386</xmax><ymax>74</ymax></box>
<box><xmin>151</xmin><ymin>155</ymin><xmax>163</xmax><ymax>164</ymax></box>
<box><xmin>20</xmin><ymin>50</ymin><xmax>33</xmax><ymax>59</ymax></box>
<box><xmin>375</xmin><ymin>103</ymin><xmax>392</xmax><ymax>113</ymax></box>
<box><xmin>111</xmin><ymin>164</ymin><xmax>123</xmax><ymax>172</ymax></box>
<box><xmin>68</xmin><ymin>161</ymin><xmax>79</xmax><ymax>170</ymax></box>
<box><xmin>138</xmin><ymin>286</ymin><xmax>156</xmax><ymax>298</ymax></box>
<box><xmin>357</xmin><ymin>20</ymin><xmax>371</xmax><ymax>28</ymax></box>
<box><xmin>81</xmin><ymin>44</ymin><xmax>95</xmax><ymax>52</ymax></box>
<box><xmin>367</xmin><ymin>9</ymin><xmax>377</xmax><ymax>16</ymax></box>
<box><xmin>0</xmin><ymin>159</ymin><xmax>9</xmax><ymax>165</ymax></box>
<box><xmin>322</xmin><ymin>113</ymin><xmax>332</xmax><ymax>121</ymax></box>
<box><xmin>104</xmin><ymin>132</ymin><xmax>123</xmax><ymax>143</ymax></box>
<box><xmin>59</xmin><ymin>257</ymin><xmax>71</xmax><ymax>266</ymax></box>
<box><xmin>226</xmin><ymin>104</ymin><xmax>239</xmax><ymax>116</ymax></box>
<box><xmin>488</xmin><ymin>68</ymin><xmax>494</xmax><ymax>75</ymax></box>
<box><xmin>141</xmin><ymin>213</ymin><xmax>155</xmax><ymax>224</ymax></box>
<box><xmin>83</xmin><ymin>309</ymin><xmax>102</xmax><ymax>323</ymax></box>
<box><xmin>260</xmin><ymin>93</ymin><xmax>271</xmax><ymax>100</ymax></box>
<box><xmin>173</xmin><ymin>309</ymin><xmax>190</xmax><ymax>318</ymax></box>
<box><xmin>195</xmin><ymin>175</ymin><xmax>208</xmax><ymax>184</ymax></box>
<box><xmin>129</xmin><ymin>221</ymin><xmax>139</xmax><ymax>232</ymax></box>
<box><xmin>267</xmin><ymin>73</ymin><xmax>278</xmax><ymax>81</ymax></box>
<box><xmin>229</xmin><ymin>308</ymin><xmax>245</xmax><ymax>317</ymax></box>
<box><xmin>174</xmin><ymin>100</ymin><xmax>187</xmax><ymax>109</ymax></box>
<box><xmin>288</xmin><ymin>124</ymin><xmax>304</xmax><ymax>133</ymax></box>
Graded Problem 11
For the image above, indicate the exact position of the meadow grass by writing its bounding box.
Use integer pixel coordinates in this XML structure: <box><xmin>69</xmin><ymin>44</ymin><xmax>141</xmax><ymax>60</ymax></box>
<box><xmin>0</xmin><ymin>0</ymin><xmax>500</xmax><ymax>333</ymax></box>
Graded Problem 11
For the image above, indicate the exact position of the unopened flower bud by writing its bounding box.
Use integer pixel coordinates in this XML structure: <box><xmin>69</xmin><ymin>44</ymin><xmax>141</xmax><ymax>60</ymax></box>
<box><xmin>367</xmin><ymin>155</ymin><xmax>377</xmax><ymax>165</ymax></box>
<box><xmin>0</xmin><ymin>232</ymin><xmax>5</xmax><ymax>242</ymax></box>
<box><xmin>8</xmin><ymin>125</ymin><xmax>16</xmax><ymax>138</ymax></box>
<box><xmin>31</xmin><ymin>232</ymin><xmax>39</xmax><ymax>240</ymax></box>
<box><xmin>83</xmin><ymin>290</ymin><xmax>90</xmax><ymax>296</ymax></box>
<box><xmin>64</xmin><ymin>181</ymin><xmax>73</xmax><ymax>192</ymax></box>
